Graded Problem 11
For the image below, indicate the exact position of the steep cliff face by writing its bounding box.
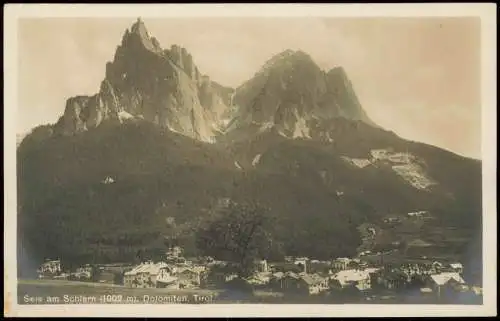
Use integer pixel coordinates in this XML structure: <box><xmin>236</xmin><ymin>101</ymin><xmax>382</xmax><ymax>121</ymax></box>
<box><xmin>224</xmin><ymin>50</ymin><xmax>377</xmax><ymax>142</ymax></box>
<box><xmin>54</xmin><ymin>18</ymin><xmax>232</xmax><ymax>143</ymax></box>
<box><xmin>53</xmin><ymin>20</ymin><xmax>377</xmax><ymax>145</ymax></box>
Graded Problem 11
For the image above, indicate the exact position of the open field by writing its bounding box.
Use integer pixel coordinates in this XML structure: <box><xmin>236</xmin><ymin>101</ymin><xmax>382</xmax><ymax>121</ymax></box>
<box><xmin>18</xmin><ymin>279</ymin><xmax>221</xmax><ymax>304</ymax></box>
<box><xmin>17</xmin><ymin>278</ymin><xmax>482</xmax><ymax>305</ymax></box>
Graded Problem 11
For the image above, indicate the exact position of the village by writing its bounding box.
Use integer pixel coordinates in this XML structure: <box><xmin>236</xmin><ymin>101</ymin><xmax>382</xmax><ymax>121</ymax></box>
<box><xmin>34</xmin><ymin>206</ymin><xmax>483</xmax><ymax>304</ymax></box>
<box><xmin>36</xmin><ymin>242</ymin><xmax>483</xmax><ymax>304</ymax></box>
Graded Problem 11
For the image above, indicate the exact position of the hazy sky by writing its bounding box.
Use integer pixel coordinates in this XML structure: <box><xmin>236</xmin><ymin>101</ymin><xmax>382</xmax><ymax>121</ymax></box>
<box><xmin>18</xmin><ymin>17</ymin><xmax>481</xmax><ymax>159</ymax></box>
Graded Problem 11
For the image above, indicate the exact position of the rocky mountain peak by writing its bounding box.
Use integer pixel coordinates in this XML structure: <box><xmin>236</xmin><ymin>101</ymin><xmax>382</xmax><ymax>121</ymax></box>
<box><xmin>51</xmin><ymin>18</ymin><xmax>376</xmax><ymax>145</ymax></box>
<box><xmin>119</xmin><ymin>18</ymin><xmax>162</xmax><ymax>55</ymax></box>
<box><xmin>226</xmin><ymin>50</ymin><xmax>377</xmax><ymax>142</ymax></box>
<box><xmin>255</xmin><ymin>49</ymin><xmax>319</xmax><ymax>80</ymax></box>
<box><xmin>130</xmin><ymin>17</ymin><xmax>149</xmax><ymax>39</ymax></box>
<box><xmin>53</xmin><ymin>18</ymin><xmax>233</xmax><ymax>143</ymax></box>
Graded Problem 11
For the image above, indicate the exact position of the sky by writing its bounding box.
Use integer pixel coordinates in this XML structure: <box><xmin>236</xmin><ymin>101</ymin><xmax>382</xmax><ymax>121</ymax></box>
<box><xmin>17</xmin><ymin>17</ymin><xmax>481</xmax><ymax>159</ymax></box>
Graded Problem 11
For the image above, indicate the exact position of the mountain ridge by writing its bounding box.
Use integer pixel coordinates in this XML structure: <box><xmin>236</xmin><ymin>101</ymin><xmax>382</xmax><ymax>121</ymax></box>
<box><xmin>51</xmin><ymin>18</ymin><xmax>378</xmax><ymax>146</ymax></box>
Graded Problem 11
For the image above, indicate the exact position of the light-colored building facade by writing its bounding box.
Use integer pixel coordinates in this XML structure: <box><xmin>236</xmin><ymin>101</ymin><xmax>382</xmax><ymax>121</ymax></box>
<box><xmin>275</xmin><ymin>272</ymin><xmax>329</xmax><ymax>295</ymax></box>
<box><xmin>123</xmin><ymin>262</ymin><xmax>177</xmax><ymax>288</ymax></box>
<box><xmin>331</xmin><ymin>258</ymin><xmax>351</xmax><ymax>271</ymax></box>
<box><xmin>38</xmin><ymin>259</ymin><xmax>62</xmax><ymax>277</ymax></box>
<box><xmin>175</xmin><ymin>266</ymin><xmax>205</xmax><ymax>288</ymax></box>
<box><xmin>331</xmin><ymin>269</ymin><xmax>372</xmax><ymax>291</ymax></box>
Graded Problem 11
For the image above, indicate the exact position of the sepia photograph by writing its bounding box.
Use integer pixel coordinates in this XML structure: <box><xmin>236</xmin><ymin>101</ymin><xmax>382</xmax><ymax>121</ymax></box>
<box><xmin>4</xmin><ymin>3</ymin><xmax>497</xmax><ymax>318</ymax></box>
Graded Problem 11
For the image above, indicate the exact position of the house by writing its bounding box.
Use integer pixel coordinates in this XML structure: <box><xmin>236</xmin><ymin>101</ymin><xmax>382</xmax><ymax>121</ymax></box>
<box><xmin>72</xmin><ymin>264</ymin><xmax>93</xmax><ymax>280</ymax></box>
<box><xmin>98</xmin><ymin>270</ymin><xmax>117</xmax><ymax>284</ymax></box>
<box><xmin>201</xmin><ymin>256</ymin><xmax>215</xmax><ymax>264</ymax></box>
<box><xmin>271</xmin><ymin>271</ymin><xmax>328</xmax><ymax>295</ymax></box>
<box><xmin>156</xmin><ymin>274</ymin><xmax>179</xmax><ymax>289</ymax></box>
<box><xmin>76</xmin><ymin>264</ymin><xmax>93</xmax><ymax>275</ymax></box>
<box><xmin>407</xmin><ymin>239</ymin><xmax>433</xmax><ymax>248</ymax></box>
<box><xmin>331</xmin><ymin>269</ymin><xmax>372</xmax><ymax>291</ymax></box>
<box><xmin>123</xmin><ymin>262</ymin><xmax>176</xmax><ymax>288</ymax></box>
<box><xmin>175</xmin><ymin>266</ymin><xmax>205</xmax><ymax>288</ymax></box>
<box><xmin>347</xmin><ymin>259</ymin><xmax>362</xmax><ymax>270</ymax></box>
<box><xmin>387</xmin><ymin>152</ymin><xmax>413</xmax><ymax>164</ymax></box>
<box><xmin>359</xmin><ymin>251</ymin><xmax>372</xmax><ymax>257</ymax></box>
<box><xmin>448</xmin><ymin>263</ymin><xmax>463</xmax><ymax>274</ymax></box>
<box><xmin>269</xmin><ymin>272</ymin><xmax>285</xmax><ymax>290</ymax></box>
<box><xmin>331</xmin><ymin>258</ymin><xmax>351</xmax><ymax>271</ymax></box>
<box><xmin>430</xmin><ymin>261</ymin><xmax>444</xmax><ymax>274</ymax></box>
<box><xmin>407</xmin><ymin>210</ymin><xmax>430</xmax><ymax>218</ymax></box>
<box><xmin>272</xmin><ymin>271</ymin><xmax>285</xmax><ymax>279</ymax></box>
<box><xmin>272</xmin><ymin>262</ymin><xmax>302</xmax><ymax>274</ymax></box>
<box><xmin>447</xmin><ymin>278</ymin><xmax>469</xmax><ymax>292</ymax></box>
<box><xmin>425</xmin><ymin>272</ymin><xmax>466</xmax><ymax>299</ymax></box>
<box><xmin>378</xmin><ymin>271</ymin><xmax>408</xmax><ymax>290</ymax></box>
<box><xmin>328</xmin><ymin>278</ymin><xmax>344</xmax><ymax>290</ymax></box>
<box><xmin>166</xmin><ymin>246</ymin><xmax>183</xmax><ymax>258</ymax></box>
<box><xmin>254</xmin><ymin>259</ymin><xmax>269</xmax><ymax>273</ymax></box>
<box><xmin>370</xmin><ymin>149</ymin><xmax>390</xmax><ymax>160</ymax></box>
<box><xmin>471</xmin><ymin>286</ymin><xmax>483</xmax><ymax>296</ymax></box>
<box><xmin>204</xmin><ymin>264</ymin><xmax>238</xmax><ymax>287</ymax></box>
<box><xmin>309</xmin><ymin>261</ymin><xmax>331</xmax><ymax>275</ymax></box>
<box><xmin>420</xmin><ymin>287</ymin><xmax>433</xmax><ymax>295</ymax></box>
<box><xmin>294</xmin><ymin>257</ymin><xmax>309</xmax><ymax>273</ymax></box>
<box><xmin>278</xmin><ymin>272</ymin><xmax>302</xmax><ymax>292</ymax></box>
<box><xmin>311</xmin><ymin>274</ymin><xmax>330</xmax><ymax>292</ymax></box>
<box><xmin>364</xmin><ymin>267</ymin><xmax>381</xmax><ymax>274</ymax></box>
<box><xmin>298</xmin><ymin>274</ymin><xmax>329</xmax><ymax>295</ymax></box>
<box><xmin>53</xmin><ymin>273</ymin><xmax>70</xmax><ymax>280</ymax></box>
<box><xmin>166</xmin><ymin>256</ymin><xmax>186</xmax><ymax>265</ymax></box>
<box><xmin>428</xmin><ymin>272</ymin><xmax>465</xmax><ymax>289</ymax></box>
<box><xmin>246</xmin><ymin>272</ymin><xmax>272</xmax><ymax>286</ymax></box>
<box><xmin>101</xmin><ymin>176</ymin><xmax>115</xmax><ymax>184</ymax></box>
<box><xmin>37</xmin><ymin>259</ymin><xmax>62</xmax><ymax>278</ymax></box>
<box><xmin>383</xmin><ymin>217</ymin><xmax>401</xmax><ymax>224</ymax></box>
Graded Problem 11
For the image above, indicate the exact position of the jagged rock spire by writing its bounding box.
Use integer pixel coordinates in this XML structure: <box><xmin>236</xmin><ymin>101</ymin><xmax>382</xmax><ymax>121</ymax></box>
<box><xmin>54</xmin><ymin>18</ymin><xmax>233</xmax><ymax>143</ymax></box>
<box><xmin>130</xmin><ymin>17</ymin><xmax>150</xmax><ymax>41</ymax></box>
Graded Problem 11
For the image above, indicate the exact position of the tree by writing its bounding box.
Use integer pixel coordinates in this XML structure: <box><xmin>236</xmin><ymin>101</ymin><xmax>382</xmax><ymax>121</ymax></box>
<box><xmin>90</xmin><ymin>264</ymin><xmax>102</xmax><ymax>282</ymax></box>
<box><xmin>195</xmin><ymin>201</ymin><xmax>273</xmax><ymax>278</ymax></box>
<box><xmin>113</xmin><ymin>272</ymin><xmax>124</xmax><ymax>285</ymax></box>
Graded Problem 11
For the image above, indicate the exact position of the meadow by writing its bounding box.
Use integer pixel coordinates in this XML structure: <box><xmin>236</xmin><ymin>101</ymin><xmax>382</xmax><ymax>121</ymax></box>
<box><xmin>18</xmin><ymin>279</ymin><xmax>221</xmax><ymax>304</ymax></box>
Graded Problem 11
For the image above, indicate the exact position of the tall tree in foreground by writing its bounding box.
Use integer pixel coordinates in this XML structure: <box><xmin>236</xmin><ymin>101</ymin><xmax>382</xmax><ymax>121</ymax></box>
<box><xmin>195</xmin><ymin>201</ymin><xmax>275</xmax><ymax>278</ymax></box>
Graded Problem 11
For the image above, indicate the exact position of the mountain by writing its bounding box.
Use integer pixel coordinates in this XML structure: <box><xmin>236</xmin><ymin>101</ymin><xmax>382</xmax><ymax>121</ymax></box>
<box><xmin>53</xmin><ymin>18</ymin><xmax>232</xmax><ymax>143</ymax></box>
<box><xmin>16</xmin><ymin>132</ymin><xmax>29</xmax><ymax>148</ymax></box>
<box><xmin>223</xmin><ymin>49</ymin><xmax>376</xmax><ymax>142</ymax></box>
<box><xmin>17</xmin><ymin>18</ymin><xmax>482</xmax><ymax>279</ymax></box>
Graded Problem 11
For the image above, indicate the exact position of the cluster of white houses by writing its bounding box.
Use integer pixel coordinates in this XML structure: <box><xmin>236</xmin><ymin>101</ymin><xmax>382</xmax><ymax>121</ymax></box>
<box><xmin>123</xmin><ymin>261</ymin><xmax>206</xmax><ymax>289</ymax></box>
<box><xmin>37</xmin><ymin>249</ymin><xmax>480</xmax><ymax>300</ymax></box>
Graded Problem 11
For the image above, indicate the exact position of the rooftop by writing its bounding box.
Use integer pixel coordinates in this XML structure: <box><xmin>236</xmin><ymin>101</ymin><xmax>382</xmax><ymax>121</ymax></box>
<box><xmin>333</xmin><ymin>269</ymin><xmax>370</xmax><ymax>286</ymax></box>
<box><xmin>431</xmin><ymin>272</ymin><xmax>465</xmax><ymax>286</ymax></box>
<box><xmin>124</xmin><ymin>262</ymin><xmax>171</xmax><ymax>276</ymax></box>
<box><xmin>450</xmin><ymin>263</ymin><xmax>463</xmax><ymax>269</ymax></box>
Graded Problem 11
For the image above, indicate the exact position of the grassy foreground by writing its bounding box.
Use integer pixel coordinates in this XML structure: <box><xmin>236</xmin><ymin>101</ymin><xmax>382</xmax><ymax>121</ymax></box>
<box><xmin>17</xmin><ymin>279</ymin><xmax>482</xmax><ymax>305</ymax></box>
<box><xmin>18</xmin><ymin>279</ymin><xmax>221</xmax><ymax>304</ymax></box>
